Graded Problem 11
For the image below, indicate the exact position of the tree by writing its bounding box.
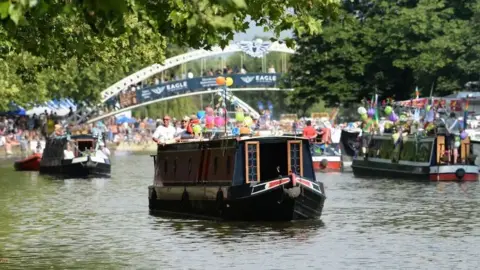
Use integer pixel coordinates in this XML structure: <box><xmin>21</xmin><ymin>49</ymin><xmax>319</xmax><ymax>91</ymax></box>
<box><xmin>286</xmin><ymin>0</ymin><xmax>478</xmax><ymax>110</ymax></box>
<box><xmin>0</xmin><ymin>0</ymin><xmax>339</xmax><ymax>110</ymax></box>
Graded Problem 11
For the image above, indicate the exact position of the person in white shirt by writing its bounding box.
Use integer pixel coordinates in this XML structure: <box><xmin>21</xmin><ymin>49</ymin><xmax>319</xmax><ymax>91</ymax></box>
<box><xmin>175</xmin><ymin>116</ymin><xmax>189</xmax><ymax>137</ymax></box>
<box><xmin>152</xmin><ymin>115</ymin><xmax>177</xmax><ymax>144</ymax></box>
<box><xmin>64</xmin><ymin>143</ymin><xmax>75</xmax><ymax>159</ymax></box>
<box><xmin>187</xmin><ymin>70</ymin><xmax>194</xmax><ymax>79</ymax></box>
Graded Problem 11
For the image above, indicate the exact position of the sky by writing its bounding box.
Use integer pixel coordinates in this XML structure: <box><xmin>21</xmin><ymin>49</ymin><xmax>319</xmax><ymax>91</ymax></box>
<box><xmin>233</xmin><ymin>20</ymin><xmax>293</xmax><ymax>42</ymax></box>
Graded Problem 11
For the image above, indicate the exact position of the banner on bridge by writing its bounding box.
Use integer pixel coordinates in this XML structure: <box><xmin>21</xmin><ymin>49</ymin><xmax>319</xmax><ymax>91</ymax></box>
<box><xmin>133</xmin><ymin>73</ymin><xmax>282</xmax><ymax>104</ymax></box>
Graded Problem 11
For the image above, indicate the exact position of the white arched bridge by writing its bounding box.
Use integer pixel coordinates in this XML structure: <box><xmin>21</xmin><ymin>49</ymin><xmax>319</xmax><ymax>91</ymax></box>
<box><xmin>72</xmin><ymin>40</ymin><xmax>296</xmax><ymax>124</ymax></box>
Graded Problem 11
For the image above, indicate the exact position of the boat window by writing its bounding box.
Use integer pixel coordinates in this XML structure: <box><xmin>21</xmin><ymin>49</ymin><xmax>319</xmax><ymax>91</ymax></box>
<box><xmin>288</xmin><ymin>141</ymin><xmax>303</xmax><ymax>176</ymax></box>
<box><xmin>260</xmin><ymin>142</ymin><xmax>288</xmax><ymax>180</ymax></box>
<box><xmin>213</xmin><ymin>156</ymin><xmax>218</xmax><ymax>175</ymax></box>
<box><xmin>77</xmin><ymin>140</ymin><xmax>94</xmax><ymax>153</ymax></box>
<box><xmin>416</xmin><ymin>142</ymin><xmax>433</xmax><ymax>162</ymax></box>
<box><xmin>245</xmin><ymin>142</ymin><xmax>260</xmax><ymax>183</ymax></box>
<box><xmin>400</xmin><ymin>141</ymin><xmax>416</xmax><ymax>161</ymax></box>
<box><xmin>377</xmin><ymin>139</ymin><xmax>394</xmax><ymax>159</ymax></box>
<box><xmin>226</xmin><ymin>156</ymin><xmax>231</xmax><ymax>175</ymax></box>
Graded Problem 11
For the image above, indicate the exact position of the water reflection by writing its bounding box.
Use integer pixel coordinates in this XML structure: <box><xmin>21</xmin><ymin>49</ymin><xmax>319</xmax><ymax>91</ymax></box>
<box><xmin>149</xmin><ymin>213</ymin><xmax>325</xmax><ymax>242</ymax></box>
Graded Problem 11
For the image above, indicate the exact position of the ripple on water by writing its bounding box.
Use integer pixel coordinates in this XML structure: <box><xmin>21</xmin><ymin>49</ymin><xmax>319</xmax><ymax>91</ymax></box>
<box><xmin>0</xmin><ymin>154</ymin><xmax>479</xmax><ymax>269</ymax></box>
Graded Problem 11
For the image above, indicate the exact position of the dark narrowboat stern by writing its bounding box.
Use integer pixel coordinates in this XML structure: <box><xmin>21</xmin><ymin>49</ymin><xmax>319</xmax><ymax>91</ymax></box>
<box><xmin>148</xmin><ymin>136</ymin><xmax>326</xmax><ymax>221</ymax></box>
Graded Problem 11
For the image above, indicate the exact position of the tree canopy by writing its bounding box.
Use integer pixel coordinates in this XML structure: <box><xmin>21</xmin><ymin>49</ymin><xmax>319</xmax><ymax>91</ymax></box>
<box><xmin>286</xmin><ymin>0</ymin><xmax>480</xmax><ymax>114</ymax></box>
<box><xmin>0</xmin><ymin>0</ymin><xmax>340</xmax><ymax>110</ymax></box>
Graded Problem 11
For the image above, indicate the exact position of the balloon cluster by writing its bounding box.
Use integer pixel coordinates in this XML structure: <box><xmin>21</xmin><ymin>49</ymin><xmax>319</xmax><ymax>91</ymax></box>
<box><xmin>357</xmin><ymin>106</ymin><xmax>368</xmax><ymax>121</ymax></box>
<box><xmin>216</xmin><ymin>76</ymin><xmax>234</xmax><ymax>87</ymax></box>
<box><xmin>384</xmin><ymin>106</ymin><xmax>398</xmax><ymax>122</ymax></box>
<box><xmin>235</xmin><ymin>108</ymin><xmax>254</xmax><ymax>127</ymax></box>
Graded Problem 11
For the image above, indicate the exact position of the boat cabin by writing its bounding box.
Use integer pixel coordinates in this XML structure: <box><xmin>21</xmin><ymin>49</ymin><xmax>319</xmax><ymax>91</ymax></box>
<box><xmin>41</xmin><ymin>135</ymin><xmax>98</xmax><ymax>162</ymax></box>
<box><xmin>152</xmin><ymin>136</ymin><xmax>316</xmax><ymax>187</ymax></box>
<box><xmin>70</xmin><ymin>135</ymin><xmax>97</xmax><ymax>157</ymax></box>
<box><xmin>364</xmin><ymin>133</ymin><xmax>473</xmax><ymax>166</ymax></box>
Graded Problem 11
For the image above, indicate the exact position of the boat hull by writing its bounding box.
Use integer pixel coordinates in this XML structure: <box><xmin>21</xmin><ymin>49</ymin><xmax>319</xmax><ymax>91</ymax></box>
<box><xmin>149</xmin><ymin>178</ymin><xmax>326</xmax><ymax>221</ymax></box>
<box><xmin>312</xmin><ymin>156</ymin><xmax>342</xmax><ymax>171</ymax></box>
<box><xmin>14</xmin><ymin>154</ymin><xmax>42</xmax><ymax>171</ymax></box>
<box><xmin>352</xmin><ymin>158</ymin><xmax>478</xmax><ymax>181</ymax></box>
<box><xmin>40</xmin><ymin>156</ymin><xmax>111</xmax><ymax>178</ymax></box>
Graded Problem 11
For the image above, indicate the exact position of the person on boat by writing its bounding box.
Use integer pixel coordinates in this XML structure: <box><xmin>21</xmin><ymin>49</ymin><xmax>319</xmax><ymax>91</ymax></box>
<box><xmin>95</xmin><ymin>142</ymin><xmax>110</xmax><ymax>160</ymax></box>
<box><xmin>303</xmin><ymin>120</ymin><xmax>317</xmax><ymax>140</ymax></box>
<box><xmin>63</xmin><ymin>143</ymin><xmax>75</xmax><ymax>159</ymax></box>
<box><xmin>175</xmin><ymin>116</ymin><xmax>189</xmax><ymax>136</ymax></box>
<box><xmin>359</xmin><ymin>116</ymin><xmax>376</xmax><ymax>157</ymax></box>
<box><xmin>54</xmin><ymin>121</ymin><xmax>64</xmax><ymax>137</ymax></box>
<box><xmin>446</xmin><ymin>112</ymin><xmax>461</xmax><ymax>164</ymax></box>
<box><xmin>152</xmin><ymin>115</ymin><xmax>177</xmax><ymax>144</ymax></box>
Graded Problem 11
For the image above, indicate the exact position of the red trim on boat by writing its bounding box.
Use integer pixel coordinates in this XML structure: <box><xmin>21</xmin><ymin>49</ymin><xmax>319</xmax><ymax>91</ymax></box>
<box><xmin>266</xmin><ymin>178</ymin><xmax>290</xmax><ymax>189</ymax></box>
<box><xmin>429</xmin><ymin>173</ymin><xmax>478</xmax><ymax>181</ymax></box>
<box><xmin>313</xmin><ymin>161</ymin><xmax>342</xmax><ymax>170</ymax></box>
<box><xmin>297</xmin><ymin>178</ymin><xmax>312</xmax><ymax>188</ymax></box>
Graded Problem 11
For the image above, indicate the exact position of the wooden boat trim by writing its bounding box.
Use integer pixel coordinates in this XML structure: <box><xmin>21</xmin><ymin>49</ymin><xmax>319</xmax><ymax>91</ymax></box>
<box><xmin>287</xmin><ymin>140</ymin><xmax>303</xmax><ymax>176</ymax></box>
<box><xmin>244</xmin><ymin>141</ymin><xmax>260</xmax><ymax>183</ymax></box>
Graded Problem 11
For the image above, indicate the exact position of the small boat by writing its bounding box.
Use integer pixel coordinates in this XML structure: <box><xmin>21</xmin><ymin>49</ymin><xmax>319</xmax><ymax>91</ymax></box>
<box><xmin>311</xmin><ymin>143</ymin><xmax>342</xmax><ymax>171</ymax></box>
<box><xmin>14</xmin><ymin>153</ymin><xmax>42</xmax><ymax>171</ymax></box>
<box><xmin>352</xmin><ymin>131</ymin><xmax>478</xmax><ymax>181</ymax></box>
<box><xmin>40</xmin><ymin>134</ymin><xmax>111</xmax><ymax>178</ymax></box>
<box><xmin>148</xmin><ymin>135</ymin><xmax>326</xmax><ymax>221</ymax></box>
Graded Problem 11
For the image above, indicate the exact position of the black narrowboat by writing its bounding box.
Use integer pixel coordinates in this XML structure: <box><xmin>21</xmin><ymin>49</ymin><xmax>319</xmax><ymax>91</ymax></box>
<box><xmin>148</xmin><ymin>136</ymin><xmax>326</xmax><ymax>221</ymax></box>
<box><xmin>352</xmin><ymin>133</ymin><xmax>478</xmax><ymax>181</ymax></box>
<box><xmin>40</xmin><ymin>134</ymin><xmax>111</xmax><ymax>178</ymax></box>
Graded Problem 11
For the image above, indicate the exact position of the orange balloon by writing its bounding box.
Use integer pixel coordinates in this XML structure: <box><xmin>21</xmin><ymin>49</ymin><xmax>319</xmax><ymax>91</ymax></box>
<box><xmin>216</xmin><ymin>76</ymin><xmax>226</xmax><ymax>86</ymax></box>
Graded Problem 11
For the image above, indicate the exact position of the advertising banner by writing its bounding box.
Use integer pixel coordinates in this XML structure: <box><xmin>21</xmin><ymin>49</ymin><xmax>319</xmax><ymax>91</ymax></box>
<box><xmin>136</xmin><ymin>73</ymin><xmax>282</xmax><ymax>103</ymax></box>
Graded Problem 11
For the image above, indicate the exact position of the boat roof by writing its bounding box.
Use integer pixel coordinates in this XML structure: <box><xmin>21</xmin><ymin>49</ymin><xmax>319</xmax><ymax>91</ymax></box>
<box><xmin>71</xmin><ymin>134</ymin><xmax>97</xmax><ymax>140</ymax></box>
<box><xmin>167</xmin><ymin>135</ymin><xmax>311</xmax><ymax>146</ymax></box>
<box><xmin>240</xmin><ymin>135</ymin><xmax>310</xmax><ymax>142</ymax></box>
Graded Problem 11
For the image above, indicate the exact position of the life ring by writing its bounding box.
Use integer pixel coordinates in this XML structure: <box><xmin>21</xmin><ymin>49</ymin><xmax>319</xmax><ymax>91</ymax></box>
<box><xmin>455</xmin><ymin>168</ymin><xmax>466</xmax><ymax>180</ymax></box>
<box><xmin>320</xmin><ymin>159</ymin><xmax>328</xmax><ymax>169</ymax></box>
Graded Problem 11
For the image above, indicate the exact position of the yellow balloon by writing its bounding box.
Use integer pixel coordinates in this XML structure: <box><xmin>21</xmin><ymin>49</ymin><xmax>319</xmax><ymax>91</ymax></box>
<box><xmin>226</xmin><ymin>77</ymin><xmax>234</xmax><ymax>87</ymax></box>
<box><xmin>244</xmin><ymin>116</ymin><xmax>253</xmax><ymax>126</ymax></box>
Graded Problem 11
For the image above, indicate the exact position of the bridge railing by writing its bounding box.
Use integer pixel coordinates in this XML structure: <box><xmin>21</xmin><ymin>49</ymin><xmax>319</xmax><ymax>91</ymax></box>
<box><xmin>104</xmin><ymin>72</ymin><xmax>284</xmax><ymax>112</ymax></box>
<box><xmin>69</xmin><ymin>72</ymin><xmax>285</xmax><ymax>124</ymax></box>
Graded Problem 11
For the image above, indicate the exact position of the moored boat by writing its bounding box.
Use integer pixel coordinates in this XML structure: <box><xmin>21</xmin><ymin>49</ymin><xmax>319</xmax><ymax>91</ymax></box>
<box><xmin>311</xmin><ymin>143</ymin><xmax>342</xmax><ymax>171</ymax></box>
<box><xmin>148</xmin><ymin>136</ymin><xmax>326</xmax><ymax>221</ymax></box>
<box><xmin>352</xmin><ymin>132</ymin><xmax>478</xmax><ymax>181</ymax></box>
<box><xmin>40</xmin><ymin>134</ymin><xmax>111</xmax><ymax>178</ymax></box>
<box><xmin>14</xmin><ymin>153</ymin><xmax>42</xmax><ymax>171</ymax></box>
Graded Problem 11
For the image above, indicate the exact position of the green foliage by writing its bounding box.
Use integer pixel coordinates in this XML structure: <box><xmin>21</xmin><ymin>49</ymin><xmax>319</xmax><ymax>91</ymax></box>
<box><xmin>287</xmin><ymin>0</ymin><xmax>480</xmax><ymax>109</ymax></box>
<box><xmin>0</xmin><ymin>0</ymin><xmax>339</xmax><ymax>111</ymax></box>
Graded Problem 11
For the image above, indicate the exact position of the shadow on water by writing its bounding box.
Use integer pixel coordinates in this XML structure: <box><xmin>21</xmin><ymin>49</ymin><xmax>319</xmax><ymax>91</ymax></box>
<box><xmin>149</xmin><ymin>212</ymin><xmax>326</xmax><ymax>242</ymax></box>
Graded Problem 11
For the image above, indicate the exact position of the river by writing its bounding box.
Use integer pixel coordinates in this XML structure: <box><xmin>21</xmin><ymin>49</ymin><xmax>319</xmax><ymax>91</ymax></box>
<box><xmin>0</xmin><ymin>153</ymin><xmax>479</xmax><ymax>270</ymax></box>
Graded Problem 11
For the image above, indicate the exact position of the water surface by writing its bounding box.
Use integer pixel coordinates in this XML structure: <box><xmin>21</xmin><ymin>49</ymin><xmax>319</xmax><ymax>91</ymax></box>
<box><xmin>0</xmin><ymin>154</ymin><xmax>479</xmax><ymax>269</ymax></box>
